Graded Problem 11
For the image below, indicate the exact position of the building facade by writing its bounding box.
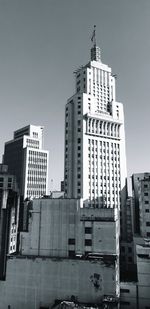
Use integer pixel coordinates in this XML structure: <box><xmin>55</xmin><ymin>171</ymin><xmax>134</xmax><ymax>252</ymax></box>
<box><xmin>0</xmin><ymin>164</ymin><xmax>20</xmax><ymax>280</ymax></box>
<box><xmin>64</xmin><ymin>42</ymin><xmax>127</xmax><ymax>210</ymax></box>
<box><xmin>3</xmin><ymin>125</ymin><xmax>49</xmax><ymax>199</ymax></box>
<box><xmin>0</xmin><ymin>197</ymin><xmax>120</xmax><ymax>308</ymax></box>
<box><xmin>132</xmin><ymin>173</ymin><xmax>150</xmax><ymax>238</ymax></box>
<box><xmin>19</xmin><ymin>198</ymin><xmax>119</xmax><ymax>259</ymax></box>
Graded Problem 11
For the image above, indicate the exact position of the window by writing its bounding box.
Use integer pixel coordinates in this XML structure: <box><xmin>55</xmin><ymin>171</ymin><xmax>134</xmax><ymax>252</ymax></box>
<box><xmin>120</xmin><ymin>301</ymin><xmax>130</xmax><ymax>305</ymax></box>
<box><xmin>144</xmin><ymin>192</ymin><xmax>148</xmax><ymax>196</ymax></box>
<box><xmin>85</xmin><ymin>227</ymin><xmax>92</xmax><ymax>234</ymax></box>
<box><xmin>145</xmin><ymin>201</ymin><xmax>149</xmax><ymax>204</ymax></box>
<box><xmin>68</xmin><ymin>251</ymin><xmax>75</xmax><ymax>257</ymax></box>
<box><xmin>120</xmin><ymin>289</ymin><xmax>130</xmax><ymax>293</ymax></box>
<box><xmin>68</xmin><ymin>238</ymin><xmax>75</xmax><ymax>245</ymax></box>
<box><xmin>145</xmin><ymin>209</ymin><xmax>149</xmax><ymax>213</ymax></box>
<box><xmin>121</xmin><ymin>246</ymin><xmax>125</xmax><ymax>253</ymax></box>
<box><xmin>138</xmin><ymin>254</ymin><xmax>149</xmax><ymax>259</ymax></box>
<box><xmin>146</xmin><ymin>222</ymin><xmax>150</xmax><ymax>226</ymax></box>
<box><xmin>85</xmin><ymin>239</ymin><xmax>92</xmax><ymax>246</ymax></box>
<box><xmin>128</xmin><ymin>257</ymin><xmax>132</xmax><ymax>262</ymax></box>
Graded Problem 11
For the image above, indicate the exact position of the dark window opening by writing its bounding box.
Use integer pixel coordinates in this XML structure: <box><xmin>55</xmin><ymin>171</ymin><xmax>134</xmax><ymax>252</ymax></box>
<box><xmin>85</xmin><ymin>239</ymin><xmax>92</xmax><ymax>246</ymax></box>
<box><xmin>68</xmin><ymin>238</ymin><xmax>75</xmax><ymax>245</ymax></box>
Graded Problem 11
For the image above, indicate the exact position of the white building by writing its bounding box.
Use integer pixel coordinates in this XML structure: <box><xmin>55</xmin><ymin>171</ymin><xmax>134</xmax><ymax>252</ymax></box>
<box><xmin>64</xmin><ymin>41</ymin><xmax>127</xmax><ymax>210</ymax></box>
<box><xmin>3</xmin><ymin>125</ymin><xmax>49</xmax><ymax>199</ymax></box>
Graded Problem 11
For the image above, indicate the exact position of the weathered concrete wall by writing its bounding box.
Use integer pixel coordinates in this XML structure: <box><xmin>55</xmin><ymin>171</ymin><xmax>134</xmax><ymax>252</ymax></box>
<box><xmin>20</xmin><ymin>199</ymin><xmax>119</xmax><ymax>257</ymax></box>
<box><xmin>120</xmin><ymin>282</ymin><xmax>137</xmax><ymax>309</ymax></box>
<box><xmin>136</xmin><ymin>244</ymin><xmax>150</xmax><ymax>309</ymax></box>
<box><xmin>0</xmin><ymin>256</ymin><xmax>118</xmax><ymax>309</ymax></box>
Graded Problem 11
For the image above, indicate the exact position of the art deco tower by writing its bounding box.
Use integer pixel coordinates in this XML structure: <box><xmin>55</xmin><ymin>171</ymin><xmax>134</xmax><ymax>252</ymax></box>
<box><xmin>64</xmin><ymin>32</ymin><xmax>127</xmax><ymax>209</ymax></box>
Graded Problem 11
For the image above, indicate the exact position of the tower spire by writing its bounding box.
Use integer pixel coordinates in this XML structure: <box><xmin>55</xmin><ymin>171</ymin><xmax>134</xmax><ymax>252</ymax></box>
<box><xmin>90</xmin><ymin>25</ymin><xmax>101</xmax><ymax>62</ymax></box>
<box><xmin>91</xmin><ymin>25</ymin><xmax>96</xmax><ymax>46</ymax></box>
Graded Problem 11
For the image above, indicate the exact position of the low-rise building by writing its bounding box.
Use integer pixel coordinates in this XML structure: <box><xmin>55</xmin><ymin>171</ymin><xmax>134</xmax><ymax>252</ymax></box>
<box><xmin>136</xmin><ymin>241</ymin><xmax>150</xmax><ymax>308</ymax></box>
<box><xmin>0</xmin><ymin>164</ymin><xmax>20</xmax><ymax>279</ymax></box>
<box><xmin>0</xmin><ymin>197</ymin><xmax>120</xmax><ymax>308</ymax></box>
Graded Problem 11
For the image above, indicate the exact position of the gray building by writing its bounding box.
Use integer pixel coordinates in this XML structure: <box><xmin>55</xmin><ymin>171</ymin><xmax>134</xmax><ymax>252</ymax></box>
<box><xmin>132</xmin><ymin>173</ymin><xmax>150</xmax><ymax>237</ymax></box>
<box><xmin>0</xmin><ymin>197</ymin><xmax>120</xmax><ymax>308</ymax></box>
<box><xmin>0</xmin><ymin>164</ymin><xmax>20</xmax><ymax>280</ymax></box>
<box><xmin>3</xmin><ymin>125</ymin><xmax>49</xmax><ymax>199</ymax></box>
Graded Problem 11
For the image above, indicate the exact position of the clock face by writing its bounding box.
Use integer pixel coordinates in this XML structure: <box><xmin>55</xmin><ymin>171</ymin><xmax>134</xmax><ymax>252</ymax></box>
<box><xmin>90</xmin><ymin>273</ymin><xmax>102</xmax><ymax>291</ymax></box>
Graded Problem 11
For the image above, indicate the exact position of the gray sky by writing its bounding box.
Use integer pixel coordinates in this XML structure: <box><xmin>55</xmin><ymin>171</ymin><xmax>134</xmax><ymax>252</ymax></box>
<box><xmin>0</xmin><ymin>0</ymin><xmax>150</xmax><ymax>191</ymax></box>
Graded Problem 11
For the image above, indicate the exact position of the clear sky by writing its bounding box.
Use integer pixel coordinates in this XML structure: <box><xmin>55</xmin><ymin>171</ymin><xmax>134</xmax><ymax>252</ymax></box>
<box><xmin>0</xmin><ymin>0</ymin><xmax>150</xmax><ymax>191</ymax></box>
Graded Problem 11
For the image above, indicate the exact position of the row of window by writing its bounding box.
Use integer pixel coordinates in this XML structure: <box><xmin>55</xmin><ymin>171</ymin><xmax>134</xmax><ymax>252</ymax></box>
<box><xmin>27</xmin><ymin>190</ymin><xmax>46</xmax><ymax>196</ymax></box>
<box><xmin>28</xmin><ymin>158</ymin><xmax>47</xmax><ymax>164</ymax></box>
<box><xmin>27</xmin><ymin>184</ymin><xmax>46</xmax><ymax>189</ymax></box>
<box><xmin>29</xmin><ymin>151</ymin><xmax>47</xmax><ymax>157</ymax></box>
<box><xmin>0</xmin><ymin>177</ymin><xmax>12</xmax><ymax>182</ymax></box>
<box><xmin>28</xmin><ymin>170</ymin><xmax>47</xmax><ymax>175</ymax></box>
<box><xmin>0</xmin><ymin>183</ymin><xmax>12</xmax><ymax>188</ymax></box>
<box><xmin>92</xmin><ymin>67</ymin><xmax>110</xmax><ymax>85</ymax></box>
<box><xmin>27</xmin><ymin>177</ymin><xmax>46</xmax><ymax>182</ymax></box>
<box><xmin>68</xmin><ymin>238</ymin><xmax>92</xmax><ymax>246</ymax></box>
<box><xmin>28</xmin><ymin>164</ymin><xmax>47</xmax><ymax>169</ymax></box>
<box><xmin>87</xmin><ymin>123</ymin><xmax>120</xmax><ymax>138</ymax></box>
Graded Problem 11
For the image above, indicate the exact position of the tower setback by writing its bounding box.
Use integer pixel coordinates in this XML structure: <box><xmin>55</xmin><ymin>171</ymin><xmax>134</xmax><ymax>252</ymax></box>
<box><xmin>64</xmin><ymin>43</ymin><xmax>127</xmax><ymax>209</ymax></box>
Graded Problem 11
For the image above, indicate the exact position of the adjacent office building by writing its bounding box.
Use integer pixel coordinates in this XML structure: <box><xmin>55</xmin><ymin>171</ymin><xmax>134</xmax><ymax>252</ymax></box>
<box><xmin>3</xmin><ymin>125</ymin><xmax>49</xmax><ymax>199</ymax></box>
<box><xmin>64</xmin><ymin>40</ymin><xmax>127</xmax><ymax>211</ymax></box>
<box><xmin>132</xmin><ymin>173</ymin><xmax>150</xmax><ymax>238</ymax></box>
<box><xmin>0</xmin><ymin>164</ymin><xmax>20</xmax><ymax>280</ymax></box>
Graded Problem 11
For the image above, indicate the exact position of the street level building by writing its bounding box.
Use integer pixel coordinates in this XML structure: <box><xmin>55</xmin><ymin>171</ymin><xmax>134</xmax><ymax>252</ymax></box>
<box><xmin>3</xmin><ymin>125</ymin><xmax>49</xmax><ymax>199</ymax></box>
<box><xmin>0</xmin><ymin>197</ymin><xmax>120</xmax><ymax>308</ymax></box>
<box><xmin>64</xmin><ymin>39</ymin><xmax>127</xmax><ymax>211</ymax></box>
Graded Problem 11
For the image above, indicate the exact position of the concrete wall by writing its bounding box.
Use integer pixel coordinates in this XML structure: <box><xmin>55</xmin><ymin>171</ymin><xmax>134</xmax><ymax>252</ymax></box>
<box><xmin>0</xmin><ymin>256</ymin><xmax>118</xmax><ymax>309</ymax></box>
<box><xmin>136</xmin><ymin>244</ymin><xmax>150</xmax><ymax>308</ymax></box>
<box><xmin>120</xmin><ymin>282</ymin><xmax>137</xmax><ymax>309</ymax></box>
<box><xmin>19</xmin><ymin>199</ymin><xmax>119</xmax><ymax>257</ymax></box>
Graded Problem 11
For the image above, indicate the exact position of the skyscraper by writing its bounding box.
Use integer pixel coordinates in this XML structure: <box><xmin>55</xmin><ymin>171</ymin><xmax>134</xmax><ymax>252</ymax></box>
<box><xmin>3</xmin><ymin>125</ymin><xmax>49</xmax><ymax>199</ymax></box>
<box><xmin>64</xmin><ymin>35</ymin><xmax>127</xmax><ymax>209</ymax></box>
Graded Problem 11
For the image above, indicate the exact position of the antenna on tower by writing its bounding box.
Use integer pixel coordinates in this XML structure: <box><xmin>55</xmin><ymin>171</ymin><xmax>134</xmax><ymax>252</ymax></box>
<box><xmin>91</xmin><ymin>25</ymin><xmax>96</xmax><ymax>46</ymax></box>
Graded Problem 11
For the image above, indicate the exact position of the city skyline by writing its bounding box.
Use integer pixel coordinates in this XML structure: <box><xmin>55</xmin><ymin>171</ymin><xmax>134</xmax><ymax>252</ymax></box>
<box><xmin>0</xmin><ymin>0</ymin><xmax>150</xmax><ymax>191</ymax></box>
